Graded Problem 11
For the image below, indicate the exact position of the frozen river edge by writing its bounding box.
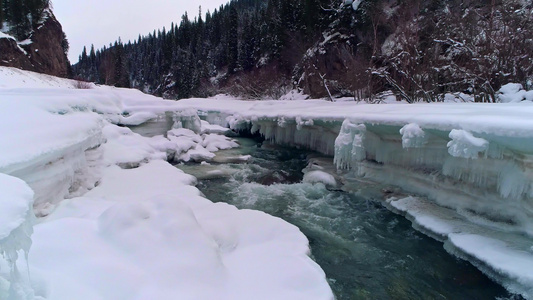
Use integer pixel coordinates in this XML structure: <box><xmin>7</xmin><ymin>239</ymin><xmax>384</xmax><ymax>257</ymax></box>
<box><xmin>1</xmin><ymin>67</ymin><xmax>533</xmax><ymax>298</ymax></box>
<box><xmin>173</xmin><ymin>98</ymin><xmax>533</xmax><ymax>298</ymax></box>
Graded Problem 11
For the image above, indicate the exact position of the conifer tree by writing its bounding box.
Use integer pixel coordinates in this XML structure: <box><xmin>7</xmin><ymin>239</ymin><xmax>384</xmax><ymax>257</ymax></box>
<box><xmin>227</xmin><ymin>6</ymin><xmax>239</xmax><ymax>73</ymax></box>
<box><xmin>0</xmin><ymin>1</ymin><xmax>4</xmax><ymax>29</ymax></box>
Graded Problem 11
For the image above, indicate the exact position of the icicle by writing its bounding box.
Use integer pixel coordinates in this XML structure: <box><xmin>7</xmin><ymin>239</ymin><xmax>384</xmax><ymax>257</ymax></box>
<box><xmin>334</xmin><ymin>119</ymin><xmax>366</xmax><ymax>170</ymax></box>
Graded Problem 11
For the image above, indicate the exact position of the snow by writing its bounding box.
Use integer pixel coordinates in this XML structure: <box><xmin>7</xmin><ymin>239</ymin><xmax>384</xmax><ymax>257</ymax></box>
<box><xmin>0</xmin><ymin>174</ymin><xmax>35</xmax><ymax>300</ymax></box>
<box><xmin>447</xmin><ymin>129</ymin><xmax>489</xmax><ymax>159</ymax></box>
<box><xmin>303</xmin><ymin>170</ymin><xmax>337</xmax><ymax>187</ymax></box>
<box><xmin>400</xmin><ymin>123</ymin><xmax>426</xmax><ymax>148</ymax></box>
<box><xmin>343</xmin><ymin>0</ymin><xmax>363</xmax><ymax>11</ymax></box>
<box><xmin>0</xmin><ymin>66</ymin><xmax>333</xmax><ymax>299</ymax></box>
<box><xmin>31</xmin><ymin>161</ymin><xmax>332</xmax><ymax>300</ymax></box>
<box><xmin>0</xmin><ymin>174</ymin><xmax>33</xmax><ymax>240</ymax></box>
<box><xmin>386</xmin><ymin>196</ymin><xmax>533</xmax><ymax>297</ymax></box>
<box><xmin>200</xmin><ymin>120</ymin><xmax>232</xmax><ymax>135</ymax></box>
<box><xmin>0</xmin><ymin>31</ymin><xmax>16</xmax><ymax>41</ymax></box>
<box><xmin>498</xmin><ymin>83</ymin><xmax>533</xmax><ymax>103</ymax></box>
<box><xmin>279</xmin><ymin>89</ymin><xmax>308</xmax><ymax>101</ymax></box>
<box><xmin>3</xmin><ymin>66</ymin><xmax>533</xmax><ymax>298</ymax></box>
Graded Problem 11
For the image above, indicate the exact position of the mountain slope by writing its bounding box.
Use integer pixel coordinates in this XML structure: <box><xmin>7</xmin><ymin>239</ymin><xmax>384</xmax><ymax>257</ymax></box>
<box><xmin>72</xmin><ymin>0</ymin><xmax>533</xmax><ymax>101</ymax></box>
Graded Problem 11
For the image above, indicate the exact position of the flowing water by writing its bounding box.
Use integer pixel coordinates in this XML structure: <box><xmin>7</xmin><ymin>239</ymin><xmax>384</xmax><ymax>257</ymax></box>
<box><xmin>175</xmin><ymin>137</ymin><xmax>519</xmax><ymax>300</ymax></box>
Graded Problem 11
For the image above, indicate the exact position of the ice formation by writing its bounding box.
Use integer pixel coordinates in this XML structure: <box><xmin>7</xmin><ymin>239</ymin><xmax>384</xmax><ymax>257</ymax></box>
<box><xmin>447</xmin><ymin>129</ymin><xmax>489</xmax><ymax>159</ymax></box>
<box><xmin>0</xmin><ymin>174</ymin><xmax>35</xmax><ymax>300</ymax></box>
<box><xmin>334</xmin><ymin>120</ymin><xmax>366</xmax><ymax>169</ymax></box>
<box><xmin>3</xmin><ymin>66</ymin><xmax>533</xmax><ymax>298</ymax></box>
<box><xmin>169</xmin><ymin>98</ymin><xmax>533</xmax><ymax>298</ymax></box>
<box><xmin>400</xmin><ymin>123</ymin><xmax>427</xmax><ymax>148</ymax></box>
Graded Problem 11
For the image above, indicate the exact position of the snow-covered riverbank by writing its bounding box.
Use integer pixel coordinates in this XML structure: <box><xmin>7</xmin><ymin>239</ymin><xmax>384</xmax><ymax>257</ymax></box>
<box><xmin>175</xmin><ymin>97</ymin><xmax>533</xmax><ymax>298</ymax></box>
<box><xmin>2</xmin><ymin>66</ymin><xmax>533</xmax><ymax>298</ymax></box>
<box><xmin>0</xmin><ymin>67</ymin><xmax>333</xmax><ymax>299</ymax></box>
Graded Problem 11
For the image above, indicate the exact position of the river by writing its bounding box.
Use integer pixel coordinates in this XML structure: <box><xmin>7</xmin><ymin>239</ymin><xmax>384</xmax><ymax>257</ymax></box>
<box><xmin>175</xmin><ymin>136</ymin><xmax>518</xmax><ymax>299</ymax></box>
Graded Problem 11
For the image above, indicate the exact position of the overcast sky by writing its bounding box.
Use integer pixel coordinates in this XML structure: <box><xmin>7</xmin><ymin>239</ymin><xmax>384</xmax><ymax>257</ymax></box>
<box><xmin>52</xmin><ymin>0</ymin><xmax>229</xmax><ymax>63</ymax></box>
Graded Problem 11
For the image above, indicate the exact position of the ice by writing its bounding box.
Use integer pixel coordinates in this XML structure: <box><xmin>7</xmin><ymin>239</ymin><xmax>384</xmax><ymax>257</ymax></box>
<box><xmin>230</xmin><ymin>117</ymin><xmax>338</xmax><ymax>156</ymax></box>
<box><xmin>386</xmin><ymin>196</ymin><xmax>533</xmax><ymax>298</ymax></box>
<box><xmin>172</xmin><ymin>108</ymin><xmax>202</xmax><ymax>133</ymax></box>
<box><xmin>0</xmin><ymin>174</ymin><xmax>35</xmax><ymax>300</ymax></box>
<box><xmin>0</xmin><ymin>175</ymin><xmax>34</xmax><ymax>241</ymax></box>
<box><xmin>334</xmin><ymin>120</ymin><xmax>366</xmax><ymax>169</ymax></box>
<box><xmin>400</xmin><ymin>123</ymin><xmax>427</xmax><ymax>148</ymax></box>
<box><xmin>4</xmin><ymin>67</ymin><xmax>533</xmax><ymax>298</ymax></box>
<box><xmin>201</xmin><ymin>120</ymin><xmax>233</xmax><ymax>135</ymax></box>
<box><xmin>447</xmin><ymin>129</ymin><xmax>489</xmax><ymax>159</ymax></box>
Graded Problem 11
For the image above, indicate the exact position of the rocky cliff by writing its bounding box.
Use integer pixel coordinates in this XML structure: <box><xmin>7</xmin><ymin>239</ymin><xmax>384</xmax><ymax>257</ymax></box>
<box><xmin>0</xmin><ymin>11</ymin><xmax>70</xmax><ymax>77</ymax></box>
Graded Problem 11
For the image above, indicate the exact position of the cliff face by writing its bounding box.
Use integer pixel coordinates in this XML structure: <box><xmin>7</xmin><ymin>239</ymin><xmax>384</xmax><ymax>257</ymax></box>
<box><xmin>0</xmin><ymin>12</ymin><xmax>70</xmax><ymax>77</ymax></box>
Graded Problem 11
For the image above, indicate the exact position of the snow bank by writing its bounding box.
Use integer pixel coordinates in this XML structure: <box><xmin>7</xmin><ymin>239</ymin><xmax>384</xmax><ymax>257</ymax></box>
<box><xmin>0</xmin><ymin>67</ymin><xmax>333</xmax><ymax>299</ymax></box>
<box><xmin>0</xmin><ymin>89</ymin><xmax>105</xmax><ymax>214</ymax></box>
<box><xmin>0</xmin><ymin>67</ymin><xmax>80</xmax><ymax>89</ymax></box>
<box><xmin>172</xmin><ymin>98</ymin><xmax>533</xmax><ymax>143</ymax></box>
<box><xmin>30</xmin><ymin>161</ymin><xmax>333</xmax><ymax>300</ymax></box>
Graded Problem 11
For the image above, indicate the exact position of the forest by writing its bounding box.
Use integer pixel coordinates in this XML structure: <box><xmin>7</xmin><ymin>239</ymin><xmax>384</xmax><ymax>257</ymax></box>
<box><xmin>72</xmin><ymin>0</ymin><xmax>533</xmax><ymax>102</ymax></box>
<box><xmin>0</xmin><ymin>0</ymin><xmax>50</xmax><ymax>39</ymax></box>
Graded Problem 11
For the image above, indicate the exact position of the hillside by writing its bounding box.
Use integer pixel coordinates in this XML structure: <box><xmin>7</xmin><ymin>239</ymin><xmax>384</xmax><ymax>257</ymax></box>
<box><xmin>72</xmin><ymin>0</ymin><xmax>533</xmax><ymax>101</ymax></box>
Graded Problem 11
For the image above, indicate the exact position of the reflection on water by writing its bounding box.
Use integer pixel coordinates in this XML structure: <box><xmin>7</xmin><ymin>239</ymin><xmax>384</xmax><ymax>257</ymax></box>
<box><xmin>176</xmin><ymin>138</ymin><xmax>517</xmax><ymax>300</ymax></box>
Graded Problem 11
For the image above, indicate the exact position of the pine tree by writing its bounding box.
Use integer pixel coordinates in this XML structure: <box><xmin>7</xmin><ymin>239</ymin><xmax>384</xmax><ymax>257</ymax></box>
<box><xmin>227</xmin><ymin>6</ymin><xmax>239</xmax><ymax>73</ymax></box>
<box><xmin>10</xmin><ymin>0</ymin><xmax>28</xmax><ymax>38</ymax></box>
<box><xmin>0</xmin><ymin>0</ymin><xmax>4</xmax><ymax>29</ymax></box>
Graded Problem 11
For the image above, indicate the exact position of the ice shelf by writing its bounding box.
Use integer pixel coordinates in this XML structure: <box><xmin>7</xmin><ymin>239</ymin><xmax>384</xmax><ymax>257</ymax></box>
<box><xmin>170</xmin><ymin>98</ymin><xmax>533</xmax><ymax>298</ymax></box>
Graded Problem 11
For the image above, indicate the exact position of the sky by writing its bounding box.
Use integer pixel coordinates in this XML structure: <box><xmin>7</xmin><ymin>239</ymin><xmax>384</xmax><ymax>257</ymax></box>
<box><xmin>52</xmin><ymin>0</ymin><xmax>229</xmax><ymax>63</ymax></box>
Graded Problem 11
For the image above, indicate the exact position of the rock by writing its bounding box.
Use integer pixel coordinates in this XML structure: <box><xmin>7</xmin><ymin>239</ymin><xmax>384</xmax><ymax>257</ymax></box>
<box><xmin>0</xmin><ymin>12</ymin><xmax>69</xmax><ymax>77</ymax></box>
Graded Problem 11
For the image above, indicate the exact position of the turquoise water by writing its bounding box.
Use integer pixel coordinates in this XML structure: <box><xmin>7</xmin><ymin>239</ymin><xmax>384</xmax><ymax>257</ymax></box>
<box><xmin>176</xmin><ymin>138</ymin><xmax>519</xmax><ymax>300</ymax></box>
